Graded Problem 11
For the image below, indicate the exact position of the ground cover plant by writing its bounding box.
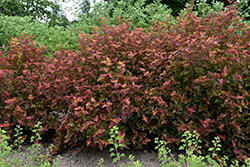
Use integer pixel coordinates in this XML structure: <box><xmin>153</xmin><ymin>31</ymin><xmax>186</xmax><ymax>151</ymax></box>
<box><xmin>0</xmin><ymin>121</ymin><xmax>62</xmax><ymax>167</ymax></box>
<box><xmin>0</xmin><ymin>1</ymin><xmax>249</xmax><ymax>167</ymax></box>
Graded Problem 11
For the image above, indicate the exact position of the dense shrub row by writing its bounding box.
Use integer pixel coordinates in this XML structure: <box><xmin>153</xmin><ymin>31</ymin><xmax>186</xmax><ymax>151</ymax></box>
<box><xmin>0</xmin><ymin>2</ymin><xmax>249</xmax><ymax>165</ymax></box>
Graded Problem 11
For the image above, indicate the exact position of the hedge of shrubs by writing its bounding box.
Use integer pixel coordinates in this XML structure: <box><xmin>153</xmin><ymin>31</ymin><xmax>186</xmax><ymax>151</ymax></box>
<box><xmin>0</xmin><ymin>0</ymin><xmax>249</xmax><ymax>165</ymax></box>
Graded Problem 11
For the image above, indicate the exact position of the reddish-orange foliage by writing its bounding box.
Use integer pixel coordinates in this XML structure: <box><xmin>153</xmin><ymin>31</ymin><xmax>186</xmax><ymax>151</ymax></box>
<box><xmin>0</xmin><ymin>3</ymin><xmax>249</xmax><ymax>165</ymax></box>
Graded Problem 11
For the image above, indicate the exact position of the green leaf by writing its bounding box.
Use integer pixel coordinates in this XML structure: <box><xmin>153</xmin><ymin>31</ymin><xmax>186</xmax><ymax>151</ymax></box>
<box><xmin>110</xmin><ymin>152</ymin><xmax>115</xmax><ymax>157</ymax></box>
<box><xmin>208</xmin><ymin>148</ymin><xmax>214</xmax><ymax>152</ymax></box>
<box><xmin>179</xmin><ymin>146</ymin><xmax>184</xmax><ymax>150</ymax></box>
<box><xmin>114</xmin><ymin>143</ymin><xmax>119</xmax><ymax>148</ymax></box>
<box><xmin>118</xmin><ymin>143</ymin><xmax>124</xmax><ymax>147</ymax></box>
<box><xmin>112</xmin><ymin>158</ymin><xmax>117</xmax><ymax>163</ymax></box>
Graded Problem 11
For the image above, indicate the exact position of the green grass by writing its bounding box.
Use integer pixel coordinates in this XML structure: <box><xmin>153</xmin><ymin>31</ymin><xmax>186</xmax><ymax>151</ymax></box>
<box><xmin>0</xmin><ymin>122</ymin><xmax>249</xmax><ymax>167</ymax></box>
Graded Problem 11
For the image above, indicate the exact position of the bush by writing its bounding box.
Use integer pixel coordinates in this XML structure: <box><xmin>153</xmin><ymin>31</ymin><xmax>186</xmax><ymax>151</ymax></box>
<box><xmin>0</xmin><ymin>15</ymin><xmax>79</xmax><ymax>57</ymax></box>
<box><xmin>0</xmin><ymin>1</ymin><xmax>249</xmax><ymax>165</ymax></box>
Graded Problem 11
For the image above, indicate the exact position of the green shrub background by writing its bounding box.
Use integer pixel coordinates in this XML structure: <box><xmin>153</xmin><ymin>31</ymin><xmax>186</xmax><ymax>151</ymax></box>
<box><xmin>1</xmin><ymin>0</ymin><xmax>250</xmax><ymax>57</ymax></box>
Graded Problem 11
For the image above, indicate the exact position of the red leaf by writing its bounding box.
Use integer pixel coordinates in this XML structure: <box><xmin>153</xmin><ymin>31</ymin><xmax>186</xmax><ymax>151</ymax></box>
<box><xmin>231</xmin><ymin>49</ymin><xmax>237</xmax><ymax>54</ymax></box>
<box><xmin>163</xmin><ymin>80</ymin><xmax>171</xmax><ymax>86</ymax></box>
<box><xmin>18</xmin><ymin>120</ymin><xmax>24</xmax><ymax>124</ymax></box>
<box><xmin>209</xmin><ymin>50</ymin><xmax>216</xmax><ymax>57</ymax></box>
<box><xmin>79</xmin><ymin>123</ymin><xmax>88</xmax><ymax>133</ymax></box>
<box><xmin>74</xmin><ymin>107</ymin><xmax>81</xmax><ymax>111</ymax></box>
<box><xmin>4</xmin><ymin>98</ymin><xmax>16</xmax><ymax>104</ymax></box>
<box><xmin>123</xmin><ymin>97</ymin><xmax>130</xmax><ymax>105</ymax></box>
<box><xmin>204</xmin><ymin>119</ymin><xmax>210</xmax><ymax>124</ymax></box>
<box><xmin>234</xmin><ymin>149</ymin><xmax>241</xmax><ymax>154</ymax></box>
<box><xmin>26</xmin><ymin>116</ymin><xmax>34</xmax><ymax>120</ymax></box>
<box><xmin>143</xmin><ymin>114</ymin><xmax>148</xmax><ymax>123</ymax></box>
<box><xmin>94</xmin><ymin>115</ymin><xmax>98</xmax><ymax>122</ymax></box>
<box><xmin>219</xmin><ymin>124</ymin><xmax>224</xmax><ymax>131</ymax></box>
<box><xmin>153</xmin><ymin>109</ymin><xmax>157</xmax><ymax>116</ymax></box>
<box><xmin>221</xmin><ymin>66</ymin><xmax>228</xmax><ymax>77</ymax></box>
<box><xmin>170</xmin><ymin>91</ymin><xmax>176</xmax><ymax>96</ymax></box>
<box><xmin>65</xmin><ymin>125</ymin><xmax>70</xmax><ymax>131</ymax></box>
<box><xmin>142</xmin><ymin>138</ymin><xmax>151</xmax><ymax>145</ymax></box>
<box><xmin>218</xmin><ymin>134</ymin><xmax>226</xmax><ymax>141</ymax></box>
<box><xmin>21</xmin><ymin>134</ymin><xmax>27</xmax><ymax>142</ymax></box>
<box><xmin>77</xmin><ymin>97</ymin><xmax>83</xmax><ymax>102</ymax></box>
<box><xmin>242</xmin><ymin>155</ymin><xmax>249</xmax><ymax>160</ymax></box>
<box><xmin>99</xmin><ymin>129</ymin><xmax>105</xmax><ymax>134</ymax></box>
<box><xmin>201</xmin><ymin>120</ymin><xmax>209</xmax><ymax>128</ymax></box>
<box><xmin>221</xmin><ymin>113</ymin><xmax>227</xmax><ymax>117</ymax></box>
<box><xmin>86</xmin><ymin>139</ymin><xmax>92</xmax><ymax>146</ymax></box>
<box><xmin>40</xmin><ymin>124</ymin><xmax>49</xmax><ymax>132</ymax></box>
<box><xmin>111</xmin><ymin>118</ymin><xmax>121</xmax><ymax>124</ymax></box>
<box><xmin>232</xmin><ymin>140</ymin><xmax>236</xmax><ymax>147</ymax></box>
<box><xmin>94</xmin><ymin>129</ymin><xmax>105</xmax><ymax>137</ymax></box>
<box><xmin>226</xmin><ymin>42</ymin><xmax>233</xmax><ymax>47</ymax></box>
<box><xmin>100</xmin><ymin>113</ymin><xmax>107</xmax><ymax>120</ymax></box>
<box><xmin>215</xmin><ymin>73</ymin><xmax>220</xmax><ymax>79</ymax></box>
<box><xmin>232</xmin><ymin>121</ymin><xmax>241</xmax><ymax>131</ymax></box>
<box><xmin>236</xmin><ymin>74</ymin><xmax>242</xmax><ymax>81</ymax></box>
<box><xmin>64</xmin><ymin>135</ymin><xmax>70</xmax><ymax>143</ymax></box>
<box><xmin>0</xmin><ymin>121</ymin><xmax>10</xmax><ymax>128</ymax></box>
<box><xmin>188</xmin><ymin>107</ymin><xmax>196</xmax><ymax>112</ymax></box>
<box><xmin>102</xmin><ymin>104</ymin><xmax>108</xmax><ymax>108</ymax></box>
<box><xmin>61</xmin><ymin>119</ymin><xmax>67</xmax><ymax>125</ymax></box>
<box><xmin>178</xmin><ymin>123</ymin><xmax>185</xmax><ymax>131</ymax></box>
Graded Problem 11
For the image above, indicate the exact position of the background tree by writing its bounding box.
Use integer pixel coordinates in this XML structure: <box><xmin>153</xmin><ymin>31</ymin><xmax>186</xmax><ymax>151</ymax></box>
<box><xmin>45</xmin><ymin>0</ymin><xmax>71</xmax><ymax>28</ymax></box>
<box><xmin>64</xmin><ymin>0</ymin><xmax>93</xmax><ymax>20</ymax></box>
<box><xmin>0</xmin><ymin>0</ymin><xmax>66</xmax><ymax>22</ymax></box>
<box><xmin>103</xmin><ymin>0</ymin><xmax>250</xmax><ymax>21</ymax></box>
<box><xmin>77</xmin><ymin>0</ymin><xmax>92</xmax><ymax>16</ymax></box>
<box><xmin>102</xmin><ymin>0</ymin><xmax>192</xmax><ymax>18</ymax></box>
<box><xmin>189</xmin><ymin>0</ymin><xmax>249</xmax><ymax>21</ymax></box>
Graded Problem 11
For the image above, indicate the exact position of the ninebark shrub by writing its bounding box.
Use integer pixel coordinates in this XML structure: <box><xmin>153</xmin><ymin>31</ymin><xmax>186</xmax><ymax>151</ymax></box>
<box><xmin>0</xmin><ymin>4</ymin><xmax>249</xmax><ymax>165</ymax></box>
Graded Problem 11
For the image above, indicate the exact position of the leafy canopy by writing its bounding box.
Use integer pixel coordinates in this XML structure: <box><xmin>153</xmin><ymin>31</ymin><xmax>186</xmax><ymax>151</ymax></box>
<box><xmin>0</xmin><ymin>0</ymin><xmax>67</xmax><ymax>22</ymax></box>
